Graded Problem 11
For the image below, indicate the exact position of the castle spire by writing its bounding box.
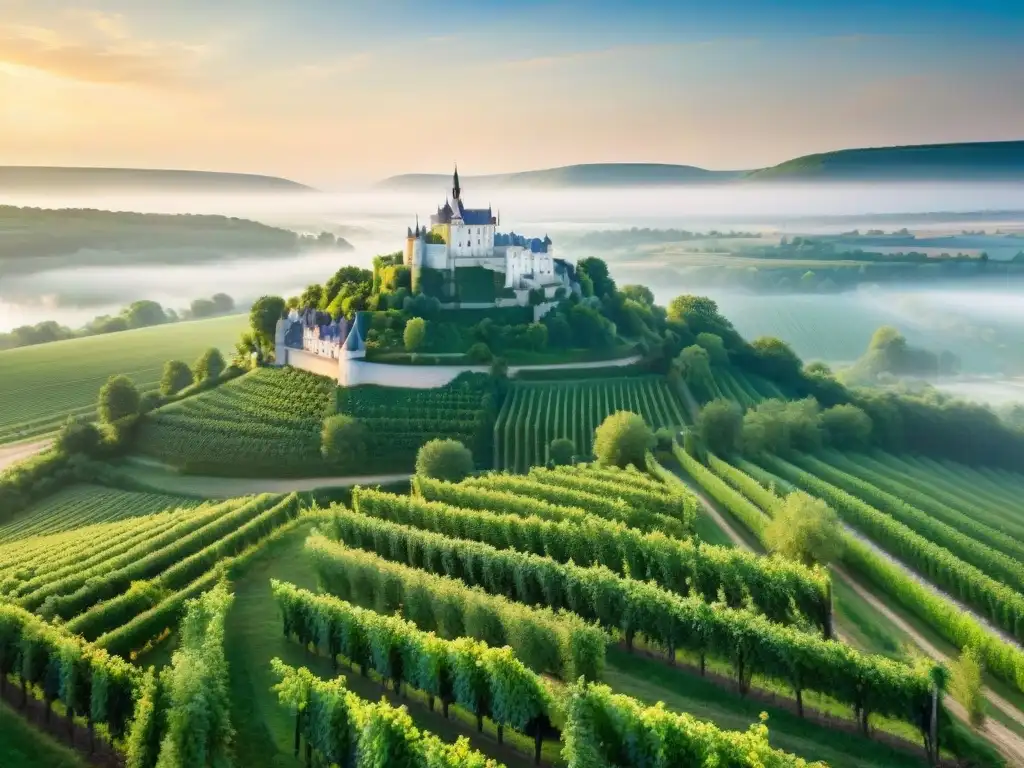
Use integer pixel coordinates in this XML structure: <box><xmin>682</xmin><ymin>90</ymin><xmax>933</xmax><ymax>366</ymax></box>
<box><xmin>452</xmin><ymin>163</ymin><xmax>461</xmax><ymax>200</ymax></box>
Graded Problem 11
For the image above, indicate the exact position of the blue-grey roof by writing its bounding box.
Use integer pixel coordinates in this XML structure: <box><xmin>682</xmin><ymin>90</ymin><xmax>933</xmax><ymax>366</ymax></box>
<box><xmin>495</xmin><ymin>231</ymin><xmax>550</xmax><ymax>252</ymax></box>
<box><xmin>461</xmin><ymin>208</ymin><xmax>494</xmax><ymax>225</ymax></box>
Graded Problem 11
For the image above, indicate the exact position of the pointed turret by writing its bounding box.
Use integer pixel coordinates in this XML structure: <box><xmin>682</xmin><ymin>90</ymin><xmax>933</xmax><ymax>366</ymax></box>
<box><xmin>452</xmin><ymin>164</ymin><xmax>461</xmax><ymax>201</ymax></box>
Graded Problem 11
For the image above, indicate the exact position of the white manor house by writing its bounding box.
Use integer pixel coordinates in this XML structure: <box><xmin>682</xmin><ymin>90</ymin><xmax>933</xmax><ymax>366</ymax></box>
<box><xmin>405</xmin><ymin>166</ymin><xmax>576</xmax><ymax>298</ymax></box>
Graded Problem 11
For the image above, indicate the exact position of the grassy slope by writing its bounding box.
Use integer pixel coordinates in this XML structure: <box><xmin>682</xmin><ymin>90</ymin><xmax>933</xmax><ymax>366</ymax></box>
<box><xmin>0</xmin><ymin>314</ymin><xmax>248</xmax><ymax>440</ymax></box>
<box><xmin>0</xmin><ymin>701</ymin><xmax>88</xmax><ymax>768</ymax></box>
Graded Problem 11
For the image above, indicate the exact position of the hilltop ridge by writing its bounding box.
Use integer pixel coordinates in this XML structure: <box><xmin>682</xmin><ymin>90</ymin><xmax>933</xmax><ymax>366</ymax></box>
<box><xmin>0</xmin><ymin>166</ymin><xmax>313</xmax><ymax>193</ymax></box>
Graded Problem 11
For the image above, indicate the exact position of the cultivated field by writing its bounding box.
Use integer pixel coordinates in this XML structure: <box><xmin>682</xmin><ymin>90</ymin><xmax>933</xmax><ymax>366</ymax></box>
<box><xmin>0</xmin><ymin>314</ymin><xmax>247</xmax><ymax>444</ymax></box>
<box><xmin>493</xmin><ymin>377</ymin><xmax>687</xmax><ymax>470</ymax></box>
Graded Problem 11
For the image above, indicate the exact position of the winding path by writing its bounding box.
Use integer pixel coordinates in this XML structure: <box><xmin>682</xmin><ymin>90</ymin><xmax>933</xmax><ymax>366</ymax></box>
<box><xmin>0</xmin><ymin>439</ymin><xmax>50</xmax><ymax>473</ymax></box>
<box><xmin>667</xmin><ymin>461</ymin><xmax>1024</xmax><ymax>765</ymax></box>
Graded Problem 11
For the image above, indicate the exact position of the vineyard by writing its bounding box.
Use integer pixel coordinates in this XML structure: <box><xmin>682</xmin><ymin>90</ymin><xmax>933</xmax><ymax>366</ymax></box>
<box><xmin>135</xmin><ymin>367</ymin><xmax>336</xmax><ymax>476</ymax></box>
<box><xmin>0</xmin><ymin>314</ymin><xmax>247</xmax><ymax>445</ymax></box>
<box><xmin>493</xmin><ymin>376</ymin><xmax>688</xmax><ymax>470</ymax></box>
<box><xmin>0</xmin><ymin>483</ymin><xmax>198</xmax><ymax>543</ymax></box>
<box><xmin>708</xmin><ymin>365</ymin><xmax>788</xmax><ymax>407</ymax></box>
<box><xmin>335</xmin><ymin>378</ymin><xmax>496</xmax><ymax>471</ymax></box>
<box><xmin>673</xmin><ymin>441</ymin><xmax>1024</xmax><ymax>729</ymax></box>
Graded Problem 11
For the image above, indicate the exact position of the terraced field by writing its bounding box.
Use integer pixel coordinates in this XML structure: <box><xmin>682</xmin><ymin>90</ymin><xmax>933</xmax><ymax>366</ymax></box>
<box><xmin>709</xmin><ymin>366</ymin><xmax>788</xmax><ymax>407</ymax></box>
<box><xmin>493</xmin><ymin>376</ymin><xmax>687</xmax><ymax>470</ymax></box>
<box><xmin>0</xmin><ymin>314</ymin><xmax>247</xmax><ymax>445</ymax></box>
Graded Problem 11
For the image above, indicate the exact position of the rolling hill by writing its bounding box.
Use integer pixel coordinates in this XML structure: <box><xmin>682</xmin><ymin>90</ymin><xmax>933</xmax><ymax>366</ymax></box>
<box><xmin>377</xmin><ymin>162</ymin><xmax>746</xmax><ymax>190</ymax></box>
<box><xmin>745</xmin><ymin>140</ymin><xmax>1024</xmax><ymax>182</ymax></box>
<box><xmin>380</xmin><ymin>141</ymin><xmax>1024</xmax><ymax>189</ymax></box>
<box><xmin>0</xmin><ymin>166</ymin><xmax>313</xmax><ymax>193</ymax></box>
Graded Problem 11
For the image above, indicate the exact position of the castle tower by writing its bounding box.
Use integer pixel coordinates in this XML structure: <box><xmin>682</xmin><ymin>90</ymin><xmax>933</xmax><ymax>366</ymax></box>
<box><xmin>452</xmin><ymin>164</ymin><xmax>461</xmax><ymax>201</ymax></box>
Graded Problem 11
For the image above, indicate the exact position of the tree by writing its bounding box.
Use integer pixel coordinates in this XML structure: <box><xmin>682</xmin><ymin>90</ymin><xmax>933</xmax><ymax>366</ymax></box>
<box><xmin>764</xmin><ymin>492</ymin><xmax>844</xmax><ymax>567</ymax></box>
<box><xmin>526</xmin><ymin>323</ymin><xmax>548</xmax><ymax>351</ymax></box>
<box><xmin>821</xmin><ymin>404</ymin><xmax>873</xmax><ymax>449</ymax></box>
<box><xmin>98</xmin><ymin>375</ymin><xmax>141</xmax><ymax>424</ymax></box>
<box><xmin>299</xmin><ymin>283</ymin><xmax>325</xmax><ymax>308</ymax></box>
<box><xmin>193</xmin><ymin>348</ymin><xmax>226</xmax><ymax>382</ymax></box>
<box><xmin>321</xmin><ymin>415</ymin><xmax>368</xmax><ymax>470</ymax></box>
<box><xmin>250</xmin><ymin>295</ymin><xmax>286</xmax><ymax>351</ymax></box>
<box><xmin>189</xmin><ymin>298</ymin><xmax>216</xmax><ymax>318</ymax></box>
<box><xmin>593</xmin><ymin>411</ymin><xmax>654</xmax><ymax>469</ymax></box>
<box><xmin>549</xmin><ymin>438</ymin><xmax>575</xmax><ymax>467</ymax></box>
<box><xmin>416</xmin><ymin>439</ymin><xmax>474</xmax><ymax>482</ymax></box>
<box><xmin>466</xmin><ymin>343</ymin><xmax>493</xmax><ymax>364</ymax></box>
<box><xmin>160</xmin><ymin>360</ymin><xmax>194</xmax><ymax>396</ymax></box>
<box><xmin>123</xmin><ymin>300</ymin><xmax>168</xmax><ymax>330</ymax></box>
<box><xmin>749</xmin><ymin>336</ymin><xmax>803</xmax><ymax>385</ymax></box>
<box><xmin>620</xmin><ymin>285</ymin><xmax>654</xmax><ymax>306</ymax></box>
<box><xmin>404</xmin><ymin>317</ymin><xmax>427</xmax><ymax>352</ymax></box>
<box><xmin>667</xmin><ymin>295</ymin><xmax>720</xmax><ymax>324</ymax></box>
<box><xmin>696</xmin><ymin>399</ymin><xmax>743</xmax><ymax>456</ymax></box>
<box><xmin>55</xmin><ymin>417</ymin><xmax>102</xmax><ymax>456</ymax></box>
<box><xmin>695</xmin><ymin>332</ymin><xmax>728</xmax><ymax>365</ymax></box>
<box><xmin>949</xmin><ymin>646</ymin><xmax>986</xmax><ymax>729</ymax></box>
<box><xmin>576</xmin><ymin>257</ymin><xmax>615</xmax><ymax>298</ymax></box>
<box><xmin>210</xmin><ymin>293</ymin><xmax>234</xmax><ymax>314</ymax></box>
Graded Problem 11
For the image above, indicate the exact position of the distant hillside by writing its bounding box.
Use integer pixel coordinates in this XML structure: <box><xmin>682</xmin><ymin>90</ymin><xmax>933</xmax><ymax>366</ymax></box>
<box><xmin>746</xmin><ymin>141</ymin><xmax>1024</xmax><ymax>182</ymax></box>
<box><xmin>0</xmin><ymin>166</ymin><xmax>313</xmax><ymax>193</ymax></box>
<box><xmin>378</xmin><ymin>163</ymin><xmax>745</xmax><ymax>190</ymax></box>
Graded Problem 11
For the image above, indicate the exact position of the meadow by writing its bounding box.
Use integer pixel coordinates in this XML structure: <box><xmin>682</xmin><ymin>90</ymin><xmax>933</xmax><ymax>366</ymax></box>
<box><xmin>0</xmin><ymin>314</ymin><xmax>247</xmax><ymax>444</ymax></box>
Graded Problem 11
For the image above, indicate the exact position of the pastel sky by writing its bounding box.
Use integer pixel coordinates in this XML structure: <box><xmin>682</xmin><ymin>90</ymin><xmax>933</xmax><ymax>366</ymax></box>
<box><xmin>1</xmin><ymin>0</ymin><xmax>1022</xmax><ymax>186</ymax></box>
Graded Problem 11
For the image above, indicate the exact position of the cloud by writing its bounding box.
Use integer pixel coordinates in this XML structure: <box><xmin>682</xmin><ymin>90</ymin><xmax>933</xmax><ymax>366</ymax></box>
<box><xmin>0</xmin><ymin>19</ymin><xmax>203</xmax><ymax>86</ymax></box>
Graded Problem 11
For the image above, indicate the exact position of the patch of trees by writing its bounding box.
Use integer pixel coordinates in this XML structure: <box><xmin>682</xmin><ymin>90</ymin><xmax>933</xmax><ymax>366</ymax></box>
<box><xmin>0</xmin><ymin>294</ymin><xmax>236</xmax><ymax>351</ymax></box>
<box><xmin>841</xmin><ymin>326</ymin><xmax>961</xmax><ymax>383</ymax></box>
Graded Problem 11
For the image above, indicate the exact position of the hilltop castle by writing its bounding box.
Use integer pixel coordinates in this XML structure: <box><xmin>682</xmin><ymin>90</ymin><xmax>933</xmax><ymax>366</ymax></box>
<box><xmin>404</xmin><ymin>166</ymin><xmax>575</xmax><ymax>297</ymax></box>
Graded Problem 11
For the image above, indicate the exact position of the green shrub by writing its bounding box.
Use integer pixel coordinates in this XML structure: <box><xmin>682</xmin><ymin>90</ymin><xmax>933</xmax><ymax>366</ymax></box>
<box><xmin>549</xmin><ymin>438</ymin><xmax>575</xmax><ymax>466</ymax></box>
<box><xmin>321</xmin><ymin>415</ymin><xmax>368</xmax><ymax>471</ymax></box>
<box><xmin>593</xmin><ymin>411</ymin><xmax>654</xmax><ymax>469</ymax></box>
<box><xmin>192</xmin><ymin>348</ymin><xmax>225</xmax><ymax>382</ymax></box>
<box><xmin>466</xmin><ymin>342</ymin><xmax>493</xmax><ymax>364</ymax></box>
<box><xmin>416</xmin><ymin>439</ymin><xmax>474</xmax><ymax>482</ymax></box>
<box><xmin>159</xmin><ymin>360</ymin><xmax>194</xmax><ymax>396</ymax></box>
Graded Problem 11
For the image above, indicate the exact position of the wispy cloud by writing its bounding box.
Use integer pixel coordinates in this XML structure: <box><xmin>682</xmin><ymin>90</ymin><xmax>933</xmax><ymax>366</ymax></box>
<box><xmin>0</xmin><ymin>16</ymin><xmax>206</xmax><ymax>87</ymax></box>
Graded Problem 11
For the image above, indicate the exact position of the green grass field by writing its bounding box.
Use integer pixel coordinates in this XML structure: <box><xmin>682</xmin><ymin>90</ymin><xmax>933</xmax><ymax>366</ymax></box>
<box><xmin>0</xmin><ymin>314</ymin><xmax>247</xmax><ymax>444</ymax></box>
<box><xmin>0</xmin><ymin>701</ymin><xmax>88</xmax><ymax>768</ymax></box>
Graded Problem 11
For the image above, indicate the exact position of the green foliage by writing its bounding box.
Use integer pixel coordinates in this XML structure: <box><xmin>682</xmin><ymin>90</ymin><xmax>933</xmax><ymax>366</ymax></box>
<box><xmin>403</xmin><ymin>316</ymin><xmax>426</xmax><ymax>352</ymax></box>
<box><xmin>767</xmin><ymin>454</ymin><xmax>1024</xmax><ymax>644</ymax></box>
<box><xmin>494</xmin><ymin>377</ymin><xmax>687</xmax><ymax>471</ymax></box>
<box><xmin>320</xmin><ymin>414</ymin><xmax>368</xmax><ymax>471</ymax></box>
<box><xmin>593</xmin><ymin>411</ymin><xmax>654</xmax><ymax>469</ymax></box>
<box><xmin>741</xmin><ymin>398</ymin><xmax>823</xmax><ymax>456</ymax></box>
<box><xmin>415</xmin><ymin>439</ymin><xmax>474</xmax><ymax>482</ymax></box>
<box><xmin>317</xmin><ymin>511</ymin><xmax>939</xmax><ymax>735</ymax></box>
<box><xmin>949</xmin><ymin>646</ymin><xmax>986</xmax><ymax>729</ymax></box>
<box><xmin>249</xmin><ymin>295</ymin><xmax>285</xmax><ymax>350</ymax></box>
<box><xmin>672</xmin><ymin>344</ymin><xmax>716</xmax><ymax>400</ymax></box>
<box><xmin>563</xmin><ymin>680</ymin><xmax>823</xmax><ymax>768</ymax></box>
<box><xmin>466</xmin><ymin>342</ymin><xmax>493</xmax><ymax>363</ymax></box>
<box><xmin>152</xmin><ymin>583</ymin><xmax>234</xmax><ymax>768</ymax></box>
<box><xmin>821</xmin><ymin>404</ymin><xmax>873</xmax><ymax>449</ymax></box>
<box><xmin>270</xmin><ymin>660</ymin><xmax>504</xmax><ymax>768</ymax></box>
<box><xmin>764</xmin><ymin>491</ymin><xmax>845</xmax><ymax>568</ymax></box>
<box><xmin>696</xmin><ymin>398</ymin><xmax>743</xmax><ymax>456</ymax></box>
<box><xmin>353</xmin><ymin>487</ymin><xmax>829</xmax><ymax>631</ymax></box>
<box><xmin>549</xmin><ymin>438</ymin><xmax>575</xmax><ymax>466</ymax></box>
<box><xmin>98</xmin><ymin>375</ymin><xmax>141</xmax><ymax>424</ymax></box>
<box><xmin>696</xmin><ymin>332</ymin><xmax>728</xmax><ymax>364</ymax></box>
<box><xmin>159</xmin><ymin>360</ymin><xmax>194</xmax><ymax>396</ymax></box>
<box><xmin>576</xmin><ymin>257</ymin><xmax>615</xmax><ymax>298</ymax></box>
<box><xmin>305</xmin><ymin>534</ymin><xmax>604</xmax><ymax>682</ymax></box>
<box><xmin>54</xmin><ymin>418</ymin><xmax>103</xmax><ymax>457</ymax></box>
<box><xmin>192</xmin><ymin>347</ymin><xmax>226</xmax><ymax>383</ymax></box>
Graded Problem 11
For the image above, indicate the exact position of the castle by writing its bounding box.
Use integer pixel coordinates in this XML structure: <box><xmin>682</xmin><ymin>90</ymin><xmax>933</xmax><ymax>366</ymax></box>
<box><xmin>404</xmin><ymin>166</ymin><xmax>575</xmax><ymax>299</ymax></box>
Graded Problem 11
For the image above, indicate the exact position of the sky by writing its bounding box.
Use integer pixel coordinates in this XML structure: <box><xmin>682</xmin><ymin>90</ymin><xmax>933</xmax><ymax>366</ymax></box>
<box><xmin>1</xmin><ymin>0</ymin><xmax>1023</xmax><ymax>187</ymax></box>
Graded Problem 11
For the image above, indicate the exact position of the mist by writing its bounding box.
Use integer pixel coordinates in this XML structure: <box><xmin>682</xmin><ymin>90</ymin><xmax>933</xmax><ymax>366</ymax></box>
<box><xmin>3</xmin><ymin>180</ymin><xmax>1024</xmax><ymax>393</ymax></box>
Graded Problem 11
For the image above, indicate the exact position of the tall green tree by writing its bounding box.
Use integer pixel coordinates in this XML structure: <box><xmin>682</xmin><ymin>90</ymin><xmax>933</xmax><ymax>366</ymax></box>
<box><xmin>416</xmin><ymin>439</ymin><xmax>474</xmax><ymax>482</ymax></box>
<box><xmin>249</xmin><ymin>295</ymin><xmax>286</xmax><ymax>352</ymax></box>
<box><xmin>193</xmin><ymin>348</ymin><xmax>226</xmax><ymax>382</ymax></box>
<box><xmin>98</xmin><ymin>375</ymin><xmax>141</xmax><ymax>424</ymax></box>
<box><xmin>593</xmin><ymin>411</ymin><xmax>654</xmax><ymax>469</ymax></box>
<box><xmin>160</xmin><ymin>360</ymin><xmax>194</xmax><ymax>396</ymax></box>
<box><xmin>764</xmin><ymin>492</ymin><xmax>844</xmax><ymax>568</ymax></box>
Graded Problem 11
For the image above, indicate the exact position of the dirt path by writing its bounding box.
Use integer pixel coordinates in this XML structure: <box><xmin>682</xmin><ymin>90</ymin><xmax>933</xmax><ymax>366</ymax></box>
<box><xmin>0</xmin><ymin>439</ymin><xmax>50</xmax><ymax>473</ymax></box>
<box><xmin>668</xmin><ymin>461</ymin><xmax>1024</xmax><ymax>764</ymax></box>
<box><xmin>835</xmin><ymin>565</ymin><xmax>1024</xmax><ymax>762</ymax></box>
<box><xmin>119</xmin><ymin>460</ymin><xmax>411</xmax><ymax>498</ymax></box>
